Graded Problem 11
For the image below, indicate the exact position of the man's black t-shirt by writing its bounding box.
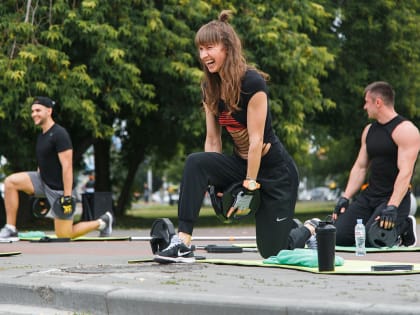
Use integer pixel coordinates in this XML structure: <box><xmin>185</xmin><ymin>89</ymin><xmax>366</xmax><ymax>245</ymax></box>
<box><xmin>36</xmin><ymin>124</ymin><xmax>72</xmax><ymax>190</ymax></box>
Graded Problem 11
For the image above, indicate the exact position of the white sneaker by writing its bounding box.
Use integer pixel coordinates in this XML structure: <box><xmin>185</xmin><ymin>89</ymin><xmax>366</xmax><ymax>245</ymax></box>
<box><xmin>99</xmin><ymin>212</ymin><xmax>113</xmax><ymax>237</ymax></box>
<box><xmin>305</xmin><ymin>234</ymin><xmax>318</xmax><ymax>250</ymax></box>
<box><xmin>154</xmin><ymin>235</ymin><xmax>195</xmax><ymax>264</ymax></box>
<box><xmin>0</xmin><ymin>225</ymin><xmax>19</xmax><ymax>242</ymax></box>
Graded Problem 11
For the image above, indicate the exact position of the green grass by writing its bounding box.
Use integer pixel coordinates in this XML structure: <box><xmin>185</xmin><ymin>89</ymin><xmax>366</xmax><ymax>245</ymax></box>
<box><xmin>117</xmin><ymin>200</ymin><xmax>337</xmax><ymax>230</ymax></box>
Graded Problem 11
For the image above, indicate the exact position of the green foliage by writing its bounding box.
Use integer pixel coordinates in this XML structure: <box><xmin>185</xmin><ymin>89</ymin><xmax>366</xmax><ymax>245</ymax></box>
<box><xmin>0</xmin><ymin>1</ymin><xmax>157</xmax><ymax>172</ymax></box>
<box><xmin>210</xmin><ymin>1</ymin><xmax>336</xmax><ymax>166</ymax></box>
<box><xmin>311</xmin><ymin>0</ymin><xmax>420</xmax><ymax>189</ymax></box>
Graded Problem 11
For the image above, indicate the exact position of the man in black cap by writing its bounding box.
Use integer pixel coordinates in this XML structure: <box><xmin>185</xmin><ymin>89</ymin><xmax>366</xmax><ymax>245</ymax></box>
<box><xmin>0</xmin><ymin>96</ymin><xmax>113</xmax><ymax>240</ymax></box>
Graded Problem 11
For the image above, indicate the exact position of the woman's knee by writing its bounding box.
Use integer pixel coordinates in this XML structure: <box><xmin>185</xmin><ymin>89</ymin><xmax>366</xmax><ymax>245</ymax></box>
<box><xmin>184</xmin><ymin>152</ymin><xmax>214</xmax><ymax>173</ymax></box>
<box><xmin>185</xmin><ymin>152</ymin><xmax>208</xmax><ymax>164</ymax></box>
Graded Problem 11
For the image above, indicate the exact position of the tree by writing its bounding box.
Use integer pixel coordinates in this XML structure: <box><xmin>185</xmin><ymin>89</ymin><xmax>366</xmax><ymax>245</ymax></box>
<box><xmin>6</xmin><ymin>1</ymin><xmax>392</xmax><ymax>222</ymax></box>
<box><xmin>0</xmin><ymin>0</ymin><xmax>339</xmax><ymax>218</ymax></box>
<box><xmin>0</xmin><ymin>1</ymin><xmax>156</xmax><ymax>217</ymax></box>
<box><xmin>199</xmin><ymin>1</ymin><xmax>336</xmax><ymax>166</ymax></box>
<box><xmin>312</xmin><ymin>0</ymin><xmax>420</xmax><ymax>189</ymax></box>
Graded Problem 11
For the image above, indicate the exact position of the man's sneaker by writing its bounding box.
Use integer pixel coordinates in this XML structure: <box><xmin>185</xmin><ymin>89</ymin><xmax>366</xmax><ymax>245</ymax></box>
<box><xmin>400</xmin><ymin>215</ymin><xmax>417</xmax><ymax>247</ymax></box>
<box><xmin>292</xmin><ymin>218</ymin><xmax>303</xmax><ymax>229</ymax></box>
<box><xmin>305</xmin><ymin>234</ymin><xmax>318</xmax><ymax>250</ymax></box>
<box><xmin>154</xmin><ymin>235</ymin><xmax>195</xmax><ymax>263</ymax></box>
<box><xmin>99</xmin><ymin>212</ymin><xmax>113</xmax><ymax>237</ymax></box>
<box><xmin>304</xmin><ymin>218</ymin><xmax>320</xmax><ymax>232</ymax></box>
<box><xmin>0</xmin><ymin>225</ymin><xmax>19</xmax><ymax>241</ymax></box>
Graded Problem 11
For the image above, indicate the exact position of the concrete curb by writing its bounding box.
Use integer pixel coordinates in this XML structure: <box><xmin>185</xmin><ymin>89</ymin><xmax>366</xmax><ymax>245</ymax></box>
<box><xmin>1</xmin><ymin>280</ymin><xmax>420</xmax><ymax>315</ymax></box>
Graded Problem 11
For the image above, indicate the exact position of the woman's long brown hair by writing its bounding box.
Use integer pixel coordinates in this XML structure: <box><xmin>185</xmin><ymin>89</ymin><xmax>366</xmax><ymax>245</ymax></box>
<box><xmin>195</xmin><ymin>10</ymin><xmax>267</xmax><ymax>115</ymax></box>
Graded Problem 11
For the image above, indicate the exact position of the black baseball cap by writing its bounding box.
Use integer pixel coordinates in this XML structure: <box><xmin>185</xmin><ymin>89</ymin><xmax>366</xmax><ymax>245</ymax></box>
<box><xmin>32</xmin><ymin>96</ymin><xmax>55</xmax><ymax>108</ymax></box>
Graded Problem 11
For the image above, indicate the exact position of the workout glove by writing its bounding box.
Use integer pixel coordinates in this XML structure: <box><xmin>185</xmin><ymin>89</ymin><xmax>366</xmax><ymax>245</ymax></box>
<box><xmin>60</xmin><ymin>196</ymin><xmax>74</xmax><ymax>215</ymax></box>
<box><xmin>379</xmin><ymin>205</ymin><xmax>398</xmax><ymax>230</ymax></box>
<box><xmin>227</xmin><ymin>189</ymin><xmax>255</xmax><ymax>218</ymax></box>
<box><xmin>333</xmin><ymin>196</ymin><xmax>349</xmax><ymax>217</ymax></box>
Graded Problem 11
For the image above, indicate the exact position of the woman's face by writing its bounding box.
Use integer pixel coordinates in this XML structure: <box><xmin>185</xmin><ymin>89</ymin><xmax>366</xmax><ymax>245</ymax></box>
<box><xmin>198</xmin><ymin>42</ymin><xmax>227</xmax><ymax>73</ymax></box>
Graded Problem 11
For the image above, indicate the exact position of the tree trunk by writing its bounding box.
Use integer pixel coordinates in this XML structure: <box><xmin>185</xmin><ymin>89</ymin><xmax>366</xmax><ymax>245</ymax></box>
<box><xmin>0</xmin><ymin>194</ymin><xmax>5</xmax><ymax>227</ymax></box>
<box><xmin>16</xmin><ymin>192</ymin><xmax>34</xmax><ymax>228</ymax></box>
<box><xmin>115</xmin><ymin>149</ymin><xmax>145</xmax><ymax>217</ymax></box>
<box><xmin>93</xmin><ymin>139</ymin><xmax>112</xmax><ymax>192</ymax></box>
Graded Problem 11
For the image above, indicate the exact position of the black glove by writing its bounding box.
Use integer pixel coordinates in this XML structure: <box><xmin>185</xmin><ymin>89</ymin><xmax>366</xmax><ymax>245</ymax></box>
<box><xmin>333</xmin><ymin>197</ymin><xmax>349</xmax><ymax>216</ymax></box>
<box><xmin>379</xmin><ymin>205</ymin><xmax>398</xmax><ymax>230</ymax></box>
<box><xmin>59</xmin><ymin>196</ymin><xmax>74</xmax><ymax>215</ymax></box>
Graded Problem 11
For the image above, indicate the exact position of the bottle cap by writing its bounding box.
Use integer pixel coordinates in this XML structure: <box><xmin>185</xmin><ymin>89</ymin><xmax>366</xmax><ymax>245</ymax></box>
<box><xmin>357</xmin><ymin>218</ymin><xmax>363</xmax><ymax>224</ymax></box>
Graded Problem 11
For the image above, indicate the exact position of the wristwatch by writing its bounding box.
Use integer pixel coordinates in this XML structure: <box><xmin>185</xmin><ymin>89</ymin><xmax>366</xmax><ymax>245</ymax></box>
<box><xmin>243</xmin><ymin>179</ymin><xmax>261</xmax><ymax>191</ymax></box>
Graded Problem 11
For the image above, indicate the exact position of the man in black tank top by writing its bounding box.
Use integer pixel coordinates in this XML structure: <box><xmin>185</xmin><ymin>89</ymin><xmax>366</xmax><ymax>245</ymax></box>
<box><xmin>332</xmin><ymin>81</ymin><xmax>420</xmax><ymax>247</ymax></box>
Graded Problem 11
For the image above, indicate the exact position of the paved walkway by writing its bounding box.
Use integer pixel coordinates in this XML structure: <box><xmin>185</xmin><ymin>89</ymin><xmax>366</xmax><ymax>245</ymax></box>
<box><xmin>0</xmin><ymin>225</ymin><xmax>419</xmax><ymax>315</ymax></box>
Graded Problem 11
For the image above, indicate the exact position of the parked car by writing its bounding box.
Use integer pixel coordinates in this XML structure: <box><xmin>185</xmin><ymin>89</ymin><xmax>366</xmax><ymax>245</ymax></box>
<box><xmin>309</xmin><ymin>187</ymin><xmax>338</xmax><ymax>201</ymax></box>
<box><xmin>151</xmin><ymin>190</ymin><xmax>179</xmax><ymax>205</ymax></box>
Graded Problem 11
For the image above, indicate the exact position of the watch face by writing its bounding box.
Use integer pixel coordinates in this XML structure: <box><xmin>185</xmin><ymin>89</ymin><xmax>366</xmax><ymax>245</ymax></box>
<box><xmin>248</xmin><ymin>181</ymin><xmax>257</xmax><ymax>190</ymax></box>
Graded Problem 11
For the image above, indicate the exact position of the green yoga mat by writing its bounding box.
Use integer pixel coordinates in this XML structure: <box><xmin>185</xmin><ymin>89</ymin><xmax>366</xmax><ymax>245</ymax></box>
<box><xmin>335</xmin><ymin>245</ymin><xmax>420</xmax><ymax>253</ymax></box>
<box><xmin>199</xmin><ymin>259</ymin><xmax>420</xmax><ymax>275</ymax></box>
<box><xmin>18</xmin><ymin>232</ymin><xmax>130</xmax><ymax>242</ymax></box>
<box><xmin>0</xmin><ymin>252</ymin><xmax>21</xmax><ymax>257</ymax></box>
<box><xmin>72</xmin><ymin>235</ymin><xmax>130</xmax><ymax>241</ymax></box>
<box><xmin>128</xmin><ymin>258</ymin><xmax>420</xmax><ymax>275</ymax></box>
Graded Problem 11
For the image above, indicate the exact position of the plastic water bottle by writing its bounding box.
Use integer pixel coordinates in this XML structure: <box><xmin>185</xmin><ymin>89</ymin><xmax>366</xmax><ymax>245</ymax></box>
<box><xmin>354</xmin><ymin>219</ymin><xmax>366</xmax><ymax>256</ymax></box>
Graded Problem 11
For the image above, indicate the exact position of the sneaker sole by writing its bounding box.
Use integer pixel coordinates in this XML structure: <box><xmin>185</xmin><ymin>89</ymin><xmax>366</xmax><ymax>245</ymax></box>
<box><xmin>405</xmin><ymin>215</ymin><xmax>417</xmax><ymax>247</ymax></box>
<box><xmin>0</xmin><ymin>237</ymin><xmax>19</xmax><ymax>242</ymax></box>
<box><xmin>153</xmin><ymin>255</ymin><xmax>196</xmax><ymax>264</ymax></box>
